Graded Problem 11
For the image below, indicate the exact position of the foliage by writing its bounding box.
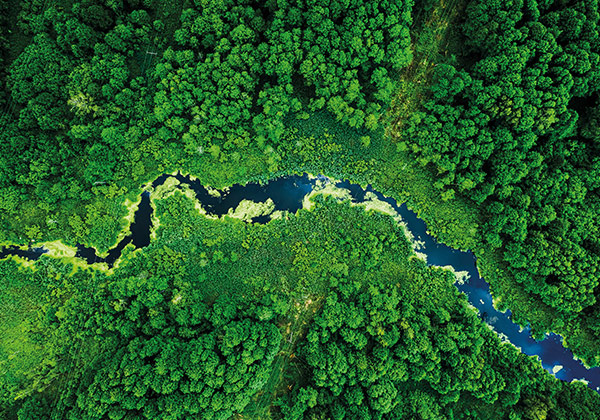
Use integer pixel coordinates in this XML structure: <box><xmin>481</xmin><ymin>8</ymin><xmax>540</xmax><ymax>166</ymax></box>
<box><xmin>278</xmin><ymin>268</ymin><xmax>599</xmax><ymax>419</ymax></box>
<box><xmin>396</xmin><ymin>0</ymin><xmax>600</xmax><ymax>363</ymax></box>
<box><xmin>0</xmin><ymin>0</ymin><xmax>413</xmax><ymax>249</ymax></box>
<box><xmin>2</xmin><ymin>0</ymin><xmax>600</xmax><ymax>418</ymax></box>
<box><xmin>4</xmin><ymin>195</ymin><xmax>600</xmax><ymax>418</ymax></box>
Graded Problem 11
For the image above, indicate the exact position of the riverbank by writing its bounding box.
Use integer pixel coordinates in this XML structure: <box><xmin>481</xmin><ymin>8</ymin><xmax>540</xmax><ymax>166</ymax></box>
<box><xmin>2</xmin><ymin>171</ymin><xmax>598</xmax><ymax>391</ymax></box>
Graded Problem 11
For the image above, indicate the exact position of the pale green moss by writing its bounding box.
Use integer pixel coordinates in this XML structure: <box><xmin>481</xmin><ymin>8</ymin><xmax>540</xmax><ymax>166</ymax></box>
<box><xmin>149</xmin><ymin>203</ymin><xmax>161</xmax><ymax>242</ymax></box>
<box><xmin>206</xmin><ymin>186</ymin><xmax>221</xmax><ymax>198</ymax></box>
<box><xmin>436</xmin><ymin>265</ymin><xmax>470</xmax><ymax>284</ymax></box>
<box><xmin>152</xmin><ymin>177</ymin><xmax>209</xmax><ymax>216</ymax></box>
<box><xmin>123</xmin><ymin>197</ymin><xmax>141</xmax><ymax>226</ymax></box>
<box><xmin>39</xmin><ymin>240</ymin><xmax>77</xmax><ymax>258</ymax></box>
<box><xmin>302</xmin><ymin>181</ymin><xmax>352</xmax><ymax>210</ymax></box>
<box><xmin>154</xmin><ymin>177</ymin><xmax>181</xmax><ymax>199</ymax></box>
<box><xmin>37</xmin><ymin>241</ymin><xmax>110</xmax><ymax>273</ymax></box>
<box><xmin>8</xmin><ymin>255</ymin><xmax>36</xmax><ymax>269</ymax></box>
<box><xmin>63</xmin><ymin>256</ymin><xmax>110</xmax><ymax>273</ymax></box>
<box><xmin>359</xmin><ymin>192</ymin><xmax>398</xmax><ymax>218</ymax></box>
<box><xmin>492</xmin><ymin>296</ymin><xmax>504</xmax><ymax>311</ymax></box>
<box><xmin>270</xmin><ymin>210</ymin><xmax>287</xmax><ymax>220</ymax></box>
<box><xmin>411</xmin><ymin>251</ymin><xmax>428</xmax><ymax>263</ymax></box>
<box><xmin>227</xmin><ymin>199</ymin><xmax>275</xmax><ymax>222</ymax></box>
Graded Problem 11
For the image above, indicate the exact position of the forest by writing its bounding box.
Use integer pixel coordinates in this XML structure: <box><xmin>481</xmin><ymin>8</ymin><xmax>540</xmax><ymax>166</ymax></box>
<box><xmin>396</xmin><ymin>0</ymin><xmax>600</xmax><ymax>364</ymax></box>
<box><xmin>1</xmin><ymin>0</ymin><xmax>600</xmax><ymax>418</ymax></box>
<box><xmin>3</xmin><ymin>193</ymin><xmax>600</xmax><ymax>419</ymax></box>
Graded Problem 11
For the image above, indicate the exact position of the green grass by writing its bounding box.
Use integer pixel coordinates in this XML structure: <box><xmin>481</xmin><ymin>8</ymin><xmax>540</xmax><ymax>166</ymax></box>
<box><xmin>281</xmin><ymin>108</ymin><xmax>481</xmax><ymax>251</ymax></box>
<box><xmin>0</xmin><ymin>261</ymin><xmax>46</xmax><ymax>412</ymax></box>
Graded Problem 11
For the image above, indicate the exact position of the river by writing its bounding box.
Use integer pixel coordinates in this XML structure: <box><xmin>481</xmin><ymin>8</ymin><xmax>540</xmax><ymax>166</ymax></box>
<box><xmin>1</xmin><ymin>172</ymin><xmax>598</xmax><ymax>390</ymax></box>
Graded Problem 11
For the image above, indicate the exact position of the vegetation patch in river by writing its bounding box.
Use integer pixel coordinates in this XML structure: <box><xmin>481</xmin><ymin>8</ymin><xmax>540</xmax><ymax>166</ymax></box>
<box><xmin>302</xmin><ymin>180</ymin><xmax>351</xmax><ymax>210</ymax></box>
<box><xmin>39</xmin><ymin>240</ymin><xmax>76</xmax><ymax>259</ymax></box>
<box><xmin>227</xmin><ymin>199</ymin><xmax>277</xmax><ymax>222</ymax></box>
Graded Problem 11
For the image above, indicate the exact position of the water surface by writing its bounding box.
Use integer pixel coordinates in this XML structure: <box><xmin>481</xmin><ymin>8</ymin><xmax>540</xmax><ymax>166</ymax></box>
<box><xmin>1</xmin><ymin>173</ymin><xmax>597</xmax><ymax>389</ymax></box>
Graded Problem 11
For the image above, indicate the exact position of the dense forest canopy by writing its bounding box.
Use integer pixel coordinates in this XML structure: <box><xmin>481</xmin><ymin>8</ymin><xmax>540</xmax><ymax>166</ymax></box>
<box><xmin>3</xmin><ymin>194</ymin><xmax>600</xmax><ymax>418</ymax></box>
<box><xmin>398</xmin><ymin>0</ymin><xmax>600</xmax><ymax>364</ymax></box>
<box><xmin>0</xmin><ymin>0</ymin><xmax>413</xmax><ymax>249</ymax></box>
<box><xmin>1</xmin><ymin>0</ymin><xmax>600</xmax><ymax>418</ymax></box>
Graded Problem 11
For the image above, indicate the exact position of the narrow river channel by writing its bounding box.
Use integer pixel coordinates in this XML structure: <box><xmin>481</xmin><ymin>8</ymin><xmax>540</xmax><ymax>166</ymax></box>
<box><xmin>1</xmin><ymin>172</ymin><xmax>598</xmax><ymax>391</ymax></box>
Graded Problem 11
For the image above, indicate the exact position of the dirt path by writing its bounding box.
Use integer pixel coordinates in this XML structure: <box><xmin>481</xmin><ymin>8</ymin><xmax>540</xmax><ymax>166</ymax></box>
<box><xmin>388</xmin><ymin>0</ymin><xmax>465</xmax><ymax>137</ymax></box>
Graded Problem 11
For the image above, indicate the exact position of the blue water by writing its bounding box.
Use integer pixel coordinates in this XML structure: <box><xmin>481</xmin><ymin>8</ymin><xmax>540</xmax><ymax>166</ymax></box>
<box><xmin>341</xmin><ymin>180</ymin><xmax>600</xmax><ymax>390</ymax></box>
<box><xmin>75</xmin><ymin>191</ymin><xmax>154</xmax><ymax>266</ymax></box>
<box><xmin>1</xmin><ymin>173</ymin><xmax>598</xmax><ymax>389</ymax></box>
<box><xmin>0</xmin><ymin>245</ymin><xmax>48</xmax><ymax>260</ymax></box>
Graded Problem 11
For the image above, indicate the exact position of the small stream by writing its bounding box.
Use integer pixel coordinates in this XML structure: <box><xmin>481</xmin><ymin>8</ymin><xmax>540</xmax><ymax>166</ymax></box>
<box><xmin>76</xmin><ymin>191</ymin><xmax>153</xmax><ymax>265</ymax></box>
<box><xmin>0</xmin><ymin>245</ymin><xmax>48</xmax><ymax>260</ymax></box>
<box><xmin>1</xmin><ymin>173</ymin><xmax>598</xmax><ymax>390</ymax></box>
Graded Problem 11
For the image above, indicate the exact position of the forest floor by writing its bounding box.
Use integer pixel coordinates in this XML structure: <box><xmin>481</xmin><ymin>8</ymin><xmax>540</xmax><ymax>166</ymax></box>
<box><xmin>243</xmin><ymin>296</ymin><xmax>324</xmax><ymax>419</ymax></box>
<box><xmin>132</xmin><ymin>0</ymin><xmax>185</xmax><ymax>78</ymax></box>
<box><xmin>388</xmin><ymin>0</ymin><xmax>466</xmax><ymax>134</ymax></box>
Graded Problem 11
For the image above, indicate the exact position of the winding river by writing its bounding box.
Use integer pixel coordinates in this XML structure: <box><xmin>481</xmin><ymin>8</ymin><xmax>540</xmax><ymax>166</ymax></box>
<box><xmin>1</xmin><ymin>173</ymin><xmax>599</xmax><ymax>391</ymax></box>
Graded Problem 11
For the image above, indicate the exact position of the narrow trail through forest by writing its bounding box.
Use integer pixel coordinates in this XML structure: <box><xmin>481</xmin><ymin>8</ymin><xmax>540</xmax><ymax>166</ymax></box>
<box><xmin>388</xmin><ymin>0</ymin><xmax>464</xmax><ymax>135</ymax></box>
